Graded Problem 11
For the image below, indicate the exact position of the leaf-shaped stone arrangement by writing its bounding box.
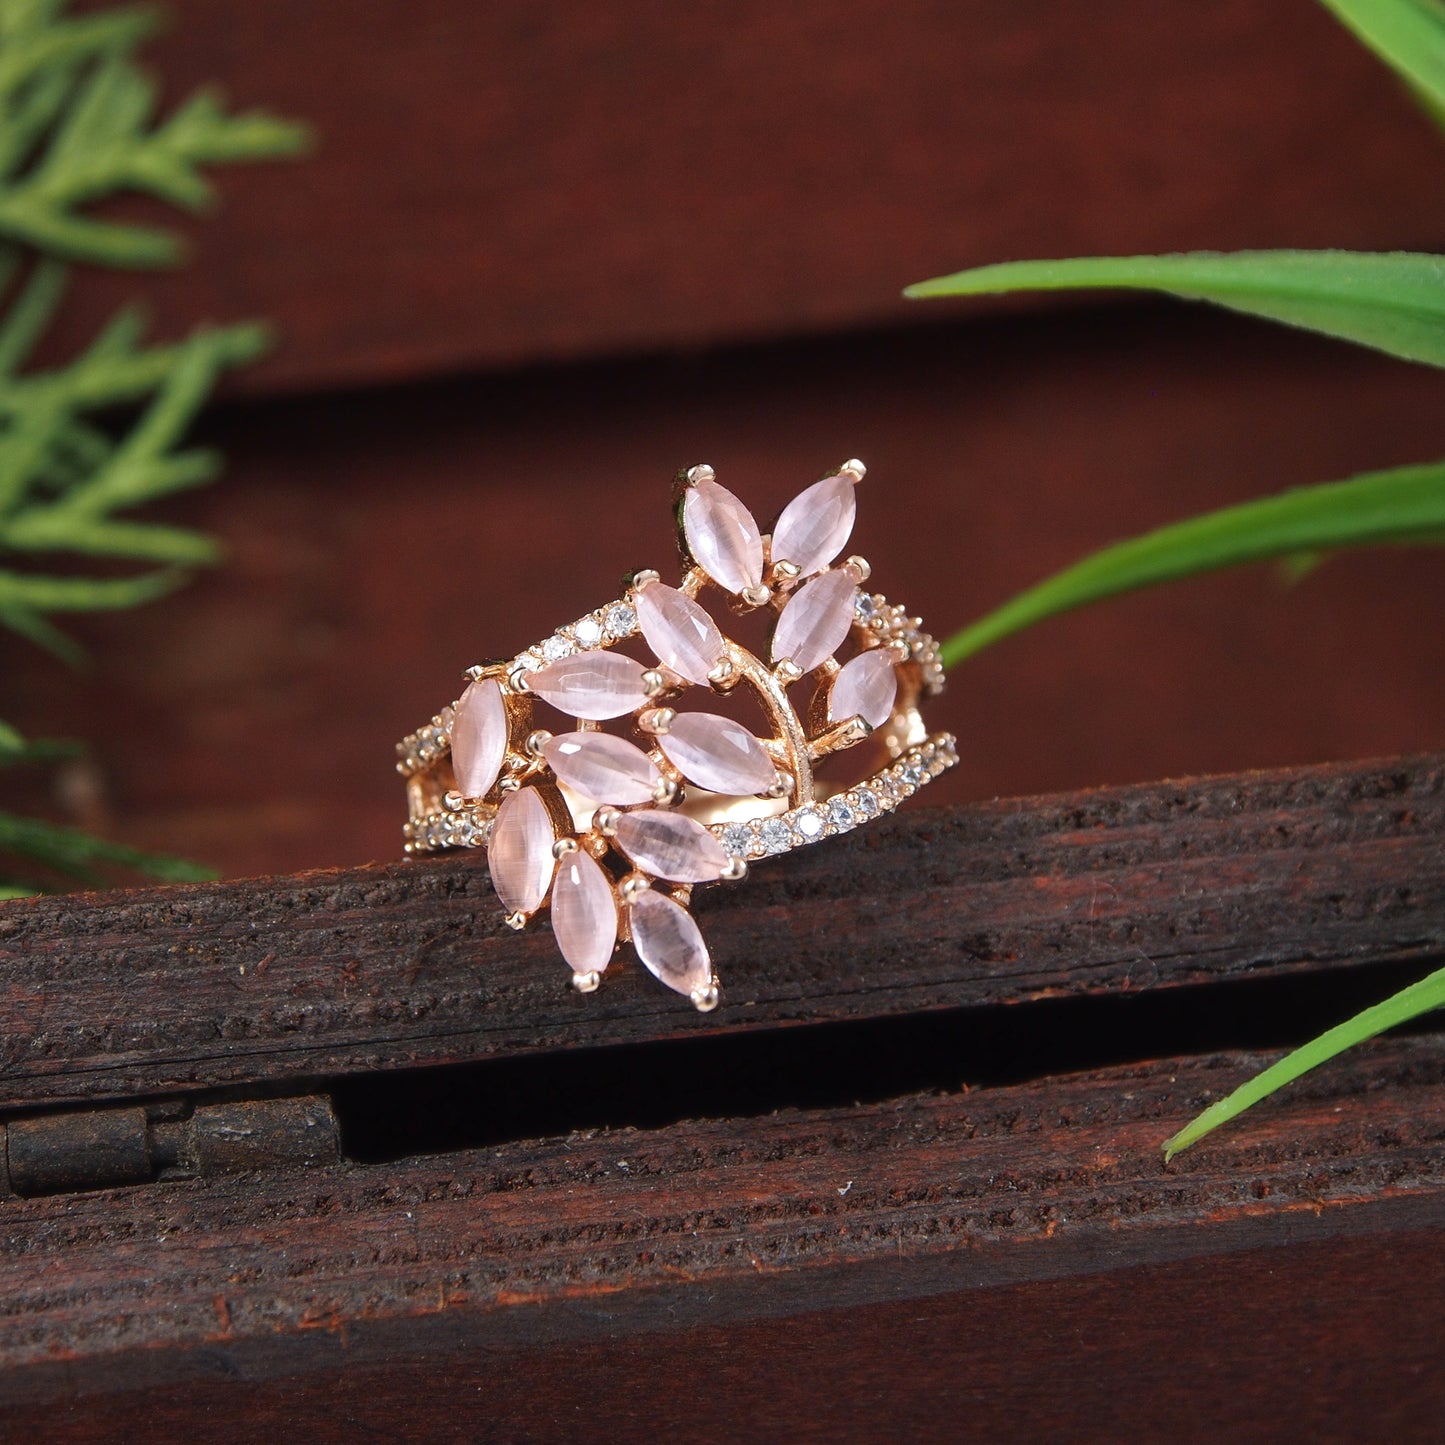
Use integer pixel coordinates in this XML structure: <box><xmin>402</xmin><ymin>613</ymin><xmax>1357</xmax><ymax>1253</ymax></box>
<box><xmin>659</xmin><ymin>712</ymin><xmax>776</xmax><ymax>796</ymax></box>
<box><xmin>771</xmin><ymin>567</ymin><xmax>860</xmax><ymax>673</ymax></box>
<box><xmin>450</xmin><ymin>677</ymin><xmax>508</xmax><ymax>797</ymax></box>
<box><xmin>550</xmin><ymin>846</ymin><xmax>619</xmax><ymax>985</ymax></box>
<box><xmin>488</xmin><ymin>786</ymin><xmax>555</xmax><ymax>922</ymax></box>
<box><xmin>629</xmin><ymin>887</ymin><xmax>714</xmax><ymax>1003</ymax></box>
<box><xmin>543</xmin><ymin>732</ymin><xmax>661</xmax><ymax>806</ymax></box>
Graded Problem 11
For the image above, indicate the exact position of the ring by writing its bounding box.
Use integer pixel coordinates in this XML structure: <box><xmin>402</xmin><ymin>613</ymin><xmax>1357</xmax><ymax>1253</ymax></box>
<box><xmin>397</xmin><ymin>460</ymin><xmax>957</xmax><ymax>1010</ymax></box>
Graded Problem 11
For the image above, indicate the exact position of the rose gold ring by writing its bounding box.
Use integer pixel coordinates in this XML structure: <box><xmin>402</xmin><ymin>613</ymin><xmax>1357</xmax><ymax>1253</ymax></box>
<box><xmin>398</xmin><ymin>460</ymin><xmax>956</xmax><ymax>1010</ymax></box>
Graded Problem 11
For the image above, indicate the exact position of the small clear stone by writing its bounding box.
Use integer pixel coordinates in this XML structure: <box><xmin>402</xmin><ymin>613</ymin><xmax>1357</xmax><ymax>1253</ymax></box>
<box><xmin>659</xmin><ymin>712</ymin><xmax>775</xmax><ymax>795</ymax></box>
<box><xmin>771</xmin><ymin>569</ymin><xmax>858</xmax><ymax>672</ymax></box>
<box><xmin>573</xmin><ymin>616</ymin><xmax>604</xmax><ymax>647</ymax></box>
<box><xmin>721</xmin><ymin>822</ymin><xmax>754</xmax><ymax>857</ymax></box>
<box><xmin>629</xmin><ymin>890</ymin><xmax>711</xmax><ymax>998</ymax></box>
<box><xmin>760</xmin><ymin>817</ymin><xmax>792</xmax><ymax>854</ymax></box>
<box><xmin>827</xmin><ymin>796</ymin><xmax>857</xmax><ymax>830</ymax></box>
<box><xmin>550</xmin><ymin>848</ymin><xmax>618</xmax><ymax>976</ymax></box>
<box><xmin>855</xmin><ymin>593</ymin><xmax>878</xmax><ymax>622</ymax></box>
<box><xmin>541</xmin><ymin>635</ymin><xmax>573</xmax><ymax>663</ymax></box>
<box><xmin>794</xmin><ymin>807</ymin><xmax>825</xmax><ymax>840</ymax></box>
<box><xmin>543</xmin><ymin>732</ymin><xmax>661</xmax><ymax>805</ymax></box>
<box><xmin>903</xmin><ymin>761</ymin><xmax>927</xmax><ymax>787</ymax></box>
<box><xmin>683</xmin><ymin>479</ymin><xmax>764</xmax><ymax>594</ymax></box>
<box><xmin>771</xmin><ymin>473</ymin><xmax>856</xmax><ymax>577</ymax></box>
<box><xmin>636</xmin><ymin>583</ymin><xmax>725</xmax><ymax>686</ymax></box>
<box><xmin>614</xmin><ymin>809</ymin><xmax>730</xmax><ymax>882</ymax></box>
<box><xmin>828</xmin><ymin>649</ymin><xmax>898</xmax><ymax>728</ymax></box>
<box><xmin>450</xmin><ymin>678</ymin><xmax>508</xmax><ymax>798</ymax></box>
<box><xmin>854</xmin><ymin>787</ymin><xmax>879</xmax><ymax>818</ymax></box>
<box><xmin>604</xmin><ymin>602</ymin><xmax>637</xmax><ymax>637</ymax></box>
<box><xmin>488</xmin><ymin>786</ymin><xmax>555</xmax><ymax>915</ymax></box>
<box><xmin>529</xmin><ymin>652</ymin><xmax>651</xmax><ymax>720</ymax></box>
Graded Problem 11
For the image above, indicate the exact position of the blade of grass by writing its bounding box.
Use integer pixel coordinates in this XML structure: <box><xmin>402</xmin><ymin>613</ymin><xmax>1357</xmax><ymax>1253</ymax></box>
<box><xmin>1164</xmin><ymin>962</ymin><xmax>1445</xmax><ymax>1158</ymax></box>
<box><xmin>0</xmin><ymin>808</ymin><xmax>216</xmax><ymax>884</ymax></box>
<box><xmin>939</xmin><ymin>459</ymin><xmax>1445</xmax><ymax>668</ymax></box>
<box><xmin>1317</xmin><ymin>0</ymin><xmax>1445</xmax><ymax>114</ymax></box>
<box><xmin>904</xmin><ymin>250</ymin><xmax>1445</xmax><ymax>368</ymax></box>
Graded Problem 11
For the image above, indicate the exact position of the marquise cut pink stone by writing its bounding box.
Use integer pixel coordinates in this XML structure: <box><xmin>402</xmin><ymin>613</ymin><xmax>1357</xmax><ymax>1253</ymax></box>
<box><xmin>488</xmin><ymin>786</ymin><xmax>555</xmax><ymax>915</ymax></box>
<box><xmin>770</xmin><ymin>568</ymin><xmax>858</xmax><ymax>672</ymax></box>
<box><xmin>528</xmin><ymin>651</ymin><xmax>650</xmax><ymax>720</ymax></box>
<box><xmin>629</xmin><ymin>889</ymin><xmax>711</xmax><ymax>997</ymax></box>
<box><xmin>828</xmin><ymin>648</ymin><xmax>898</xmax><ymax>728</ymax></box>
<box><xmin>614</xmin><ymin>808</ymin><xmax>729</xmax><ymax>882</ymax></box>
<box><xmin>636</xmin><ymin>582</ymin><xmax>725</xmax><ymax>686</ymax></box>
<box><xmin>543</xmin><ymin>732</ymin><xmax>660</xmax><ymax>805</ymax></box>
<box><xmin>550</xmin><ymin>848</ymin><xmax>618</xmax><ymax>976</ymax></box>
<box><xmin>683</xmin><ymin>479</ymin><xmax>764</xmax><ymax>595</ymax></box>
<box><xmin>660</xmin><ymin>712</ymin><xmax>775</xmax><ymax>796</ymax></box>
<box><xmin>450</xmin><ymin>677</ymin><xmax>508</xmax><ymax>798</ymax></box>
<box><xmin>771</xmin><ymin>473</ymin><xmax>856</xmax><ymax>578</ymax></box>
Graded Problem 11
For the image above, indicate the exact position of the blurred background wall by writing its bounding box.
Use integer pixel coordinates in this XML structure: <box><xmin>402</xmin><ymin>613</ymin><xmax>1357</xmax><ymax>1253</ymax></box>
<box><xmin>6</xmin><ymin>0</ymin><xmax>1444</xmax><ymax>876</ymax></box>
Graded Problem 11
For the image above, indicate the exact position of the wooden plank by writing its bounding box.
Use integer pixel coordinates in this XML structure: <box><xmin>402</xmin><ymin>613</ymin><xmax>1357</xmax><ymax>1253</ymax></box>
<box><xmin>2</xmin><ymin>1034</ymin><xmax>1444</xmax><ymax>1423</ymax></box>
<box><xmin>43</xmin><ymin>0</ymin><xmax>1445</xmax><ymax>394</ymax></box>
<box><xmin>0</xmin><ymin>754</ymin><xmax>1440</xmax><ymax>1107</ymax></box>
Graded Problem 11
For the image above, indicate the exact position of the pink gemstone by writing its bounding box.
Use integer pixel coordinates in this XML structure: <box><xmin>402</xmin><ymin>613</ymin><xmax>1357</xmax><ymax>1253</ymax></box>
<box><xmin>629</xmin><ymin>889</ymin><xmax>711</xmax><ymax>997</ymax></box>
<box><xmin>614</xmin><ymin>808</ymin><xmax>729</xmax><ymax>882</ymax></box>
<box><xmin>450</xmin><ymin>678</ymin><xmax>508</xmax><ymax>798</ymax></box>
<box><xmin>636</xmin><ymin>583</ymin><xmax>725</xmax><ymax>686</ymax></box>
<box><xmin>550</xmin><ymin>848</ymin><xmax>618</xmax><ymax>976</ymax></box>
<box><xmin>828</xmin><ymin>649</ymin><xmax>898</xmax><ymax>728</ymax></box>
<box><xmin>683</xmin><ymin>479</ymin><xmax>764</xmax><ymax>595</ymax></box>
<box><xmin>528</xmin><ymin>652</ymin><xmax>650</xmax><ymax>720</ymax></box>
<box><xmin>771</xmin><ymin>473</ymin><xmax>856</xmax><ymax>578</ymax></box>
<box><xmin>770</xmin><ymin>568</ymin><xmax>858</xmax><ymax>672</ymax></box>
<box><xmin>660</xmin><ymin>712</ymin><xmax>775</xmax><ymax>796</ymax></box>
<box><xmin>487</xmin><ymin>786</ymin><xmax>555</xmax><ymax>915</ymax></box>
<box><xmin>543</xmin><ymin>732</ymin><xmax>660</xmax><ymax>805</ymax></box>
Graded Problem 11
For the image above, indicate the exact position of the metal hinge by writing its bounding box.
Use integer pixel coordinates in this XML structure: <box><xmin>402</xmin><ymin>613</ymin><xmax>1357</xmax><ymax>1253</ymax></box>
<box><xmin>0</xmin><ymin>1094</ymin><xmax>339</xmax><ymax>1198</ymax></box>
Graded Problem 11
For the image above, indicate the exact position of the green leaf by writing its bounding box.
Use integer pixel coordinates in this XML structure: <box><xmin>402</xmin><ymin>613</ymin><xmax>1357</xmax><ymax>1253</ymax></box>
<box><xmin>0</xmin><ymin>808</ymin><xmax>216</xmax><ymax>884</ymax></box>
<box><xmin>939</xmin><ymin>460</ymin><xmax>1445</xmax><ymax>668</ymax></box>
<box><xmin>1316</xmin><ymin>0</ymin><xmax>1445</xmax><ymax>115</ymax></box>
<box><xmin>904</xmin><ymin>250</ymin><xmax>1445</xmax><ymax>368</ymax></box>
<box><xmin>1164</xmin><ymin>961</ymin><xmax>1445</xmax><ymax>1158</ymax></box>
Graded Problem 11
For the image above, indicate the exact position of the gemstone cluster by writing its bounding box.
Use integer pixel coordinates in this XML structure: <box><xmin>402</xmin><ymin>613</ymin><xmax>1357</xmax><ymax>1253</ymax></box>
<box><xmin>398</xmin><ymin>460</ymin><xmax>955</xmax><ymax>1010</ymax></box>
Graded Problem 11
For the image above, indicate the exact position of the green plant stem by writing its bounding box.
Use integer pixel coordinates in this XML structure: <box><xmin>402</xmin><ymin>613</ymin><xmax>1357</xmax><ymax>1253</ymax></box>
<box><xmin>939</xmin><ymin>460</ymin><xmax>1445</xmax><ymax>668</ymax></box>
<box><xmin>1164</xmin><ymin>963</ymin><xmax>1445</xmax><ymax>1157</ymax></box>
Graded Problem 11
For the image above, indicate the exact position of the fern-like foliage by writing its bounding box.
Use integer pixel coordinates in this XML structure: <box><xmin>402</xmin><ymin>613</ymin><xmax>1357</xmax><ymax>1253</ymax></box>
<box><xmin>0</xmin><ymin>0</ymin><xmax>307</xmax><ymax>892</ymax></box>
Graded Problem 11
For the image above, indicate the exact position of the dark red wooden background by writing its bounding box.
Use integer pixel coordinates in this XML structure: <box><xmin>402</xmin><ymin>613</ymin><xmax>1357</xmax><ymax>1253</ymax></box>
<box><xmin>6</xmin><ymin>0</ymin><xmax>1444</xmax><ymax>881</ymax></box>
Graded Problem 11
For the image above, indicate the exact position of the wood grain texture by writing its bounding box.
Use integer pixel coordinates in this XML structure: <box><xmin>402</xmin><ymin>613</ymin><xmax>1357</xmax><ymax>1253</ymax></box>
<box><xmin>0</xmin><ymin>754</ymin><xmax>1440</xmax><ymax>1109</ymax></box>
<box><xmin>3</xmin><ymin>1035</ymin><xmax>1445</xmax><ymax>1427</ymax></box>
<box><xmin>48</xmin><ymin>0</ymin><xmax>1445</xmax><ymax>393</ymax></box>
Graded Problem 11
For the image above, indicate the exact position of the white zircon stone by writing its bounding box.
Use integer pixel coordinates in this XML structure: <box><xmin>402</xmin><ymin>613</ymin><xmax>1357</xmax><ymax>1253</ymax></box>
<box><xmin>488</xmin><ymin>786</ymin><xmax>555</xmax><ymax>915</ymax></box>
<box><xmin>629</xmin><ymin>889</ymin><xmax>712</xmax><ymax>997</ymax></box>
<box><xmin>614</xmin><ymin>808</ymin><xmax>730</xmax><ymax>882</ymax></box>
<box><xmin>543</xmin><ymin>732</ymin><xmax>660</xmax><ymax>806</ymax></box>
<box><xmin>528</xmin><ymin>651</ymin><xmax>651</xmax><ymax>720</ymax></box>
<box><xmin>770</xmin><ymin>568</ymin><xmax>858</xmax><ymax>672</ymax></box>
<box><xmin>683</xmin><ymin>479</ymin><xmax>764</xmax><ymax>595</ymax></box>
<box><xmin>660</xmin><ymin>712</ymin><xmax>775</xmax><ymax>796</ymax></box>
<box><xmin>828</xmin><ymin>648</ymin><xmax>898</xmax><ymax>728</ymax></box>
<box><xmin>450</xmin><ymin>677</ymin><xmax>508</xmax><ymax>798</ymax></box>
<box><xmin>550</xmin><ymin>848</ymin><xmax>618</xmax><ymax>976</ymax></box>
<box><xmin>636</xmin><ymin>582</ymin><xmax>725</xmax><ymax>686</ymax></box>
<box><xmin>770</xmin><ymin>472</ymin><xmax>856</xmax><ymax>578</ymax></box>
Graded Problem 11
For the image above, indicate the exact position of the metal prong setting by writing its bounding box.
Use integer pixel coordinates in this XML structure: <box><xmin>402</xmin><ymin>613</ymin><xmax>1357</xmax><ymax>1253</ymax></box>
<box><xmin>721</xmin><ymin>856</ymin><xmax>748</xmax><ymax>881</ymax></box>
<box><xmin>593</xmin><ymin>805</ymin><xmax>621</xmax><ymax>837</ymax></box>
<box><xmin>552</xmin><ymin>837</ymin><xmax>579</xmax><ymax>859</ymax></box>
<box><xmin>619</xmin><ymin>871</ymin><xmax>651</xmax><ymax>901</ymax></box>
<box><xmin>690</xmin><ymin>979</ymin><xmax>720</xmax><ymax>1013</ymax></box>
<box><xmin>740</xmin><ymin>583</ymin><xmax>773</xmax><ymax>608</ymax></box>
<box><xmin>844</xmin><ymin>555</ymin><xmax>871</xmax><ymax>583</ymax></box>
<box><xmin>572</xmin><ymin>970</ymin><xmax>602</xmax><ymax>993</ymax></box>
<box><xmin>641</xmin><ymin>668</ymin><xmax>668</xmax><ymax>699</ymax></box>
<box><xmin>637</xmin><ymin>706</ymin><xmax>675</xmax><ymax>735</ymax></box>
<box><xmin>504</xmin><ymin>911</ymin><xmax>527</xmax><ymax>931</ymax></box>
<box><xmin>839</xmin><ymin>458</ymin><xmax>866</xmax><ymax>482</ymax></box>
<box><xmin>685</xmin><ymin>463</ymin><xmax>715</xmax><ymax>487</ymax></box>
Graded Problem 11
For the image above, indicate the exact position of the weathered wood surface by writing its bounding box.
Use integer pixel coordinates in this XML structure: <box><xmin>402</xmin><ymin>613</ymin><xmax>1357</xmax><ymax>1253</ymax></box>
<box><xmin>48</xmin><ymin>0</ymin><xmax>1445</xmax><ymax>394</ymax></box>
<box><xmin>3</xmin><ymin>1035</ymin><xmax>1445</xmax><ymax>1427</ymax></box>
<box><xmin>0</xmin><ymin>755</ymin><xmax>1440</xmax><ymax>1109</ymax></box>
